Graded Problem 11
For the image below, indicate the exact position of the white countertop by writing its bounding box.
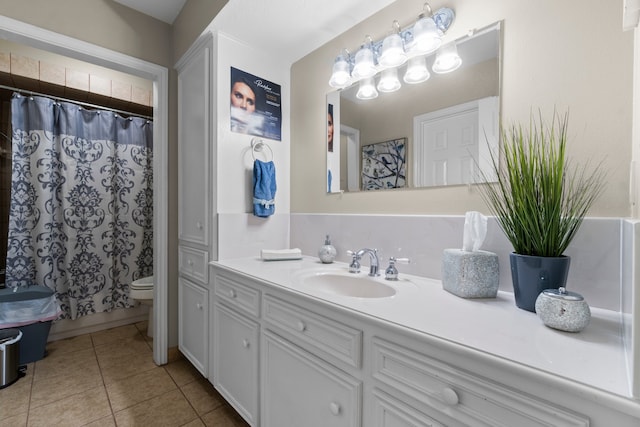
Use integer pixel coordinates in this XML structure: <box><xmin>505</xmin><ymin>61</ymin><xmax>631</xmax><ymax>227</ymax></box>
<box><xmin>211</xmin><ymin>256</ymin><xmax>631</xmax><ymax>398</ymax></box>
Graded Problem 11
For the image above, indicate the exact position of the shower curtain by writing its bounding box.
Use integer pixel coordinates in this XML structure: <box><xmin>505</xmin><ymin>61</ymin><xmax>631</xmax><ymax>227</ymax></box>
<box><xmin>5</xmin><ymin>94</ymin><xmax>153</xmax><ymax>320</ymax></box>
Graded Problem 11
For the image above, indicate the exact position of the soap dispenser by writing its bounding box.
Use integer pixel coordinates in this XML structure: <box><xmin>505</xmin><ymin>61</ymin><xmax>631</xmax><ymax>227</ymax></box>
<box><xmin>318</xmin><ymin>235</ymin><xmax>337</xmax><ymax>264</ymax></box>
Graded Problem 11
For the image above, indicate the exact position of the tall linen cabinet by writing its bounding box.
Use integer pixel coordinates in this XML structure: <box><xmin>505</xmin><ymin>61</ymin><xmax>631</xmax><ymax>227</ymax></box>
<box><xmin>176</xmin><ymin>28</ymin><xmax>291</xmax><ymax>426</ymax></box>
<box><xmin>176</xmin><ymin>33</ymin><xmax>216</xmax><ymax>377</ymax></box>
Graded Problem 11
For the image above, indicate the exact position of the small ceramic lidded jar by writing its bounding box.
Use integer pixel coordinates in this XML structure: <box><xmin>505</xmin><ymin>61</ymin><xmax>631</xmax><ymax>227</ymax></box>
<box><xmin>535</xmin><ymin>287</ymin><xmax>591</xmax><ymax>332</ymax></box>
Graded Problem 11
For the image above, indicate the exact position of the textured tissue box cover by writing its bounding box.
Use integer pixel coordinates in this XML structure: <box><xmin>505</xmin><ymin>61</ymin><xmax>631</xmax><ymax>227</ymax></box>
<box><xmin>442</xmin><ymin>249</ymin><xmax>499</xmax><ymax>298</ymax></box>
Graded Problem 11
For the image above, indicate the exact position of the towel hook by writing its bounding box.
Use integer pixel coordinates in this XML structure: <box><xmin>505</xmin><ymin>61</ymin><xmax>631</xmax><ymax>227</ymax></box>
<box><xmin>251</xmin><ymin>137</ymin><xmax>274</xmax><ymax>162</ymax></box>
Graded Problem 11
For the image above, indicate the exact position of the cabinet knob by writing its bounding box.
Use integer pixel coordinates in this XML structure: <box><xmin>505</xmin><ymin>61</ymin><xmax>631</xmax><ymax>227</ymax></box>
<box><xmin>329</xmin><ymin>402</ymin><xmax>341</xmax><ymax>416</ymax></box>
<box><xmin>196</xmin><ymin>303</ymin><xmax>203</xmax><ymax>310</ymax></box>
<box><xmin>442</xmin><ymin>387</ymin><xmax>459</xmax><ymax>406</ymax></box>
<box><xmin>196</xmin><ymin>221</ymin><xmax>203</xmax><ymax>229</ymax></box>
<box><xmin>229</xmin><ymin>289</ymin><xmax>237</xmax><ymax>298</ymax></box>
<box><xmin>187</xmin><ymin>259</ymin><xmax>194</xmax><ymax>266</ymax></box>
<box><xmin>296</xmin><ymin>320</ymin><xmax>306</xmax><ymax>332</ymax></box>
<box><xmin>242</xmin><ymin>339</ymin><xmax>250</xmax><ymax>348</ymax></box>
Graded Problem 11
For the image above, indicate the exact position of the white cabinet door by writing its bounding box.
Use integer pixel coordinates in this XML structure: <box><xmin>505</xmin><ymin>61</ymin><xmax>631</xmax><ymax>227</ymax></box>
<box><xmin>213</xmin><ymin>303</ymin><xmax>259</xmax><ymax>426</ymax></box>
<box><xmin>178</xmin><ymin>278</ymin><xmax>208</xmax><ymax>376</ymax></box>
<box><xmin>262</xmin><ymin>330</ymin><xmax>362</xmax><ymax>427</ymax></box>
<box><xmin>177</xmin><ymin>38</ymin><xmax>210</xmax><ymax>246</ymax></box>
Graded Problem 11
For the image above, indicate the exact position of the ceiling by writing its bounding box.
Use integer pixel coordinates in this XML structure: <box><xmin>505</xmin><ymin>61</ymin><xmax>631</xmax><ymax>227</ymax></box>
<box><xmin>113</xmin><ymin>0</ymin><xmax>187</xmax><ymax>24</ymax></box>
<box><xmin>113</xmin><ymin>0</ymin><xmax>396</xmax><ymax>63</ymax></box>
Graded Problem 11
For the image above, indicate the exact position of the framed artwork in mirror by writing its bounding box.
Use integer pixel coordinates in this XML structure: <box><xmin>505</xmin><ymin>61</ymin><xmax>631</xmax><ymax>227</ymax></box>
<box><xmin>361</xmin><ymin>137</ymin><xmax>407</xmax><ymax>191</ymax></box>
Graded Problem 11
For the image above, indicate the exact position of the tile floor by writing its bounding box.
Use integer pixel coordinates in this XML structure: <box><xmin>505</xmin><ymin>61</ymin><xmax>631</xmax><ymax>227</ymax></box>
<box><xmin>0</xmin><ymin>322</ymin><xmax>250</xmax><ymax>427</ymax></box>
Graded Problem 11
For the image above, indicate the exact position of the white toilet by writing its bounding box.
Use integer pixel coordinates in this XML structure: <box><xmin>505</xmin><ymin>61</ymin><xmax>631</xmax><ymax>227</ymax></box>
<box><xmin>130</xmin><ymin>276</ymin><xmax>154</xmax><ymax>337</ymax></box>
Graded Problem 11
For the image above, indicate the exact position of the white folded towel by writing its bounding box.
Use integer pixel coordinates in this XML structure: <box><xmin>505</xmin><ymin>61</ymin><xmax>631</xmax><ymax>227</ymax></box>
<box><xmin>261</xmin><ymin>248</ymin><xmax>302</xmax><ymax>261</ymax></box>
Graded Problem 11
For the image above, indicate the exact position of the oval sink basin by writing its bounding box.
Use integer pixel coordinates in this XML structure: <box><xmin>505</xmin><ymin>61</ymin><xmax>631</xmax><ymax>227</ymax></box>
<box><xmin>301</xmin><ymin>273</ymin><xmax>396</xmax><ymax>298</ymax></box>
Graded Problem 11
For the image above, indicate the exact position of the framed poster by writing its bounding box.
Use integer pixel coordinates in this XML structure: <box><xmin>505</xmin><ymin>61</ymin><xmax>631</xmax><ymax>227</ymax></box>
<box><xmin>361</xmin><ymin>137</ymin><xmax>407</xmax><ymax>191</ymax></box>
<box><xmin>230</xmin><ymin>67</ymin><xmax>282</xmax><ymax>141</ymax></box>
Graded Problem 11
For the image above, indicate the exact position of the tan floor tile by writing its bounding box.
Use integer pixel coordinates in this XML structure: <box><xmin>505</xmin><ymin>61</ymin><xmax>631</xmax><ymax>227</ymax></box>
<box><xmin>0</xmin><ymin>365</ymin><xmax>32</xmax><ymax>418</ymax></box>
<box><xmin>164</xmin><ymin>358</ymin><xmax>204</xmax><ymax>387</ymax></box>
<box><xmin>27</xmin><ymin>386</ymin><xmax>111</xmax><ymax>427</ymax></box>
<box><xmin>182</xmin><ymin>418</ymin><xmax>206</xmax><ymax>427</ymax></box>
<box><xmin>181</xmin><ymin>378</ymin><xmax>225</xmax><ymax>416</ymax></box>
<box><xmin>201</xmin><ymin>404</ymin><xmax>250</xmax><ymax>427</ymax></box>
<box><xmin>33</xmin><ymin>347</ymin><xmax>98</xmax><ymax>382</ymax></box>
<box><xmin>134</xmin><ymin>320</ymin><xmax>148</xmax><ymax>334</ymax></box>
<box><xmin>45</xmin><ymin>334</ymin><xmax>93</xmax><ymax>356</ymax></box>
<box><xmin>81</xmin><ymin>415</ymin><xmax>116</xmax><ymax>426</ymax></box>
<box><xmin>99</xmin><ymin>351</ymin><xmax>157</xmax><ymax>385</ymax></box>
<box><xmin>167</xmin><ymin>346</ymin><xmax>182</xmax><ymax>363</ymax></box>
<box><xmin>105</xmin><ymin>366</ymin><xmax>177</xmax><ymax>412</ymax></box>
<box><xmin>30</xmin><ymin>363</ymin><xmax>103</xmax><ymax>409</ymax></box>
<box><xmin>0</xmin><ymin>411</ymin><xmax>27</xmax><ymax>427</ymax></box>
<box><xmin>94</xmin><ymin>335</ymin><xmax>151</xmax><ymax>361</ymax></box>
<box><xmin>91</xmin><ymin>324</ymin><xmax>141</xmax><ymax>347</ymax></box>
<box><xmin>113</xmin><ymin>388</ymin><xmax>198</xmax><ymax>427</ymax></box>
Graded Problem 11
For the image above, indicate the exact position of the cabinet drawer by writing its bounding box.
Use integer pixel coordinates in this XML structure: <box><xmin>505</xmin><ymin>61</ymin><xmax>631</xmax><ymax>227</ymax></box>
<box><xmin>179</xmin><ymin>246</ymin><xmax>209</xmax><ymax>284</ymax></box>
<box><xmin>215</xmin><ymin>273</ymin><xmax>260</xmax><ymax>317</ymax></box>
<box><xmin>372</xmin><ymin>338</ymin><xmax>589</xmax><ymax>427</ymax></box>
<box><xmin>263</xmin><ymin>295</ymin><xmax>362</xmax><ymax>369</ymax></box>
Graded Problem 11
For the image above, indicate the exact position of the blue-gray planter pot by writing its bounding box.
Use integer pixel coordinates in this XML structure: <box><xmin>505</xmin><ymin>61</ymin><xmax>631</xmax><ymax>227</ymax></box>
<box><xmin>509</xmin><ymin>253</ymin><xmax>571</xmax><ymax>312</ymax></box>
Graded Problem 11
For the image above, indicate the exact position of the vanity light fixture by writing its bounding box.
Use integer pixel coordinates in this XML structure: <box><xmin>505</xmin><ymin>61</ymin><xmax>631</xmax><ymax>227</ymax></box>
<box><xmin>328</xmin><ymin>3</ymin><xmax>457</xmax><ymax>94</ymax></box>
<box><xmin>403</xmin><ymin>55</ymin><xmax>431</xmax><ymax>84</ymax></box>
<box><xmin>356</xmin><ymin>77</ymin><xmax>379</xmax><ymax>100</ymax></box>
<box><xmin>377</xmin><ymin>68</ymin><xmax>402</xmax><ymax>93</ymax></box>
<box><xmin>432</xmin><ymin>41</ymin><xmax>462</xmax><ymax>74</ymax></box>
<box><xmin>352</xmin><ymin>36</ymin><xmax>377</xmax><ymax>79</ymax></box>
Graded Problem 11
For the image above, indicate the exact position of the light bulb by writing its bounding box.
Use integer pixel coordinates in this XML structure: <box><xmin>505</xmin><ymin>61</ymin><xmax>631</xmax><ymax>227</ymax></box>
<box><xmin>410</xmin><ymin>15</ymin><xmax>442</xmax><ymax>55</ymax></box>
<box><xmin>377</xmin><ymin>68</ymin><xmax>401</xmax><ymax>93</ymax></box>
<box><xmin>404</xmin><ymin>56</ymin><xmax>430</xmax><ymax>84</ymax></box>
<box><xmin>432</xmin><ymin>42</ymin><xmax>462</xmax><ymax>74</ymax></box>
<box><xmin>378</xmin><ymin>33</ymin><xmax>407</xmax><ymax>68</ymax></box>
<box><xmin>356</xmin><ymin>77</ymin><xmax>378</xmax><ymax>100</ymax></box>
<box><xmin>328</xmin><ymin>53</ymin><xmax>351</xmax><ymax>88</ymax></box>
<box><xmin>352</xmin><ymin>45</ymin><xmax>376</xmax><ymax>80</ymax></box>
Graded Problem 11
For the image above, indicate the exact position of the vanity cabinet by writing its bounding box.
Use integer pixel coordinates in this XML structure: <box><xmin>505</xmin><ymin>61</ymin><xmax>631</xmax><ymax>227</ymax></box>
<box><xmin>178</xmin><ymin>277</ymin><xmax>208</xmax><ymax>376</ymax></box>
<box><xmin>210</xmin><ymin>261</ymin><xmax>640</xmax><ymax>427</ymax></box>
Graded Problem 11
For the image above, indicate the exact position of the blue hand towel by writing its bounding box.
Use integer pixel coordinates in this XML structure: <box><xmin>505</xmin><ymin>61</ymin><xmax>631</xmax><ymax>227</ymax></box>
<box><xmin>253</xmin><ymin>159</ymin><xmax>276</xmax><ymax>217</ymax></box>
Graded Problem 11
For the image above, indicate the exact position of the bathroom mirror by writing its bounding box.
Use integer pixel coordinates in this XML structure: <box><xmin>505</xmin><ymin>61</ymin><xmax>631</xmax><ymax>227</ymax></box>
<box><xmin>326</xmin><ymin>21</ymin><xmax>501</xmax><ymax>193</ymax></box>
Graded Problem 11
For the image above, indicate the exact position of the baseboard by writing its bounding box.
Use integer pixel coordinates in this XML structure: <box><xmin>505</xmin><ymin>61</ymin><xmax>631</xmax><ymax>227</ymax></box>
<box><xmin>48</xmin><ymin>305</ymin><xmax>150</xmax><ymax>342</ymax></box>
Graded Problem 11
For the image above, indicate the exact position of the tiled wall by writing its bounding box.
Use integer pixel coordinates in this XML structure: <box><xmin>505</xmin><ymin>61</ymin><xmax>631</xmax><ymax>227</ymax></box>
<box><xmin>0</xmin><ymin>51</ymin><xmax>153</xmax><ymax>115</ymax></box>
<box><xmin>290</xmin><ymin>214</ymin><xmax>623</xmax><ymax>312</ymax></box>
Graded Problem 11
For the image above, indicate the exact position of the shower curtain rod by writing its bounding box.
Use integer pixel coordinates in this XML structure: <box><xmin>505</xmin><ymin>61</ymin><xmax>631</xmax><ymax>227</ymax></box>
<box><xmin>0</xmin><ymin>83</ymin><xmax>153</xmax><ymax>121</ymax></box>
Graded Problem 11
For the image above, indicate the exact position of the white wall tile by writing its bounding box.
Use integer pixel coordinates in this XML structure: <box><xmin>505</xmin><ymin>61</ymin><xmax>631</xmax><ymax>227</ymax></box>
<box><xmin>291</xmin><ymin>214</ymin><xmax>622</xmax><ymax>311</ymax></box>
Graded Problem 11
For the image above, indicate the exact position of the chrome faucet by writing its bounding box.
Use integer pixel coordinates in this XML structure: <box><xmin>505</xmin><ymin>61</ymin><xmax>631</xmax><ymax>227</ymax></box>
<box><xmin>348</xmin><ymin>248</ymin><xmax>380</xmax><ymax>276</ymax></box>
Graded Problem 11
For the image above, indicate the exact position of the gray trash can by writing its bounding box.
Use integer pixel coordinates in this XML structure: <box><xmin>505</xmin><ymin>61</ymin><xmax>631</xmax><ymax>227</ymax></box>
<box><xmin>0</xmin><ymin>328</ymin><xmax>22</xmax><ymax>389</ymax></box>
<box><xmin>0</xmin><ymin>285</ymin><xmax>59</xmax><ymax>364</ymax></box>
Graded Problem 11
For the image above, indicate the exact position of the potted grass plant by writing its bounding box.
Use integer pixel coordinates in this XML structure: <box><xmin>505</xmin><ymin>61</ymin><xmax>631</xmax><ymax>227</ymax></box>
<box><xmin>478</xmin><ymin>111</ymin><xmax>605</xmax><ymax>312</ymax></box>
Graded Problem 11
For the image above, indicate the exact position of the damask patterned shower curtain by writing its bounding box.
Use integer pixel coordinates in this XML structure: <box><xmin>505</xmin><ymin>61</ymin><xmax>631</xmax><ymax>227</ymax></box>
<box><xmin>6</xmin><ymin>94</ymin><xmax>153</xmax><ymax>320</ymax></box>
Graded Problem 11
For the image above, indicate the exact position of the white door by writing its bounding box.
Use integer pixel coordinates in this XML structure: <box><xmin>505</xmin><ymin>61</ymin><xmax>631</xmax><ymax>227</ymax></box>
<box><xmin>413</xmin><ymin>97</ymin><xmax>498</xmax><ymax>187</ymax></box>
